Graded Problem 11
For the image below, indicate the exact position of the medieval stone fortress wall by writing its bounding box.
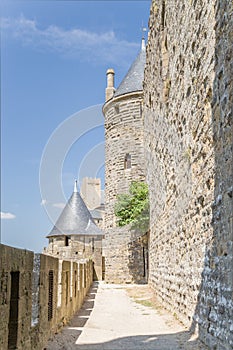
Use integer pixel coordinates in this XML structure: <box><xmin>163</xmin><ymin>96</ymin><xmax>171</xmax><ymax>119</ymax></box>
<box><xmin>0</xmin><ymin>244</ymin><xmax>93</xmax><ymax>349</ymax></box>
<box><xmin>0</xmin><ymin>0</ymin><xmax>232</xmax><ymax>349</ymax></box>
<box><xmin>143</xmin><ymin>0</ymin><xmax>233</xmax><ymax>348</ymax></box>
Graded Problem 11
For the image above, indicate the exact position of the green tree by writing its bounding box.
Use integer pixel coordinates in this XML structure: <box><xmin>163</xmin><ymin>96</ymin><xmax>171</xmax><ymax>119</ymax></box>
<box><xmin>114</xmin><ymin>181</ymin><xmax>149</xmax><ymax>233</ymax></box>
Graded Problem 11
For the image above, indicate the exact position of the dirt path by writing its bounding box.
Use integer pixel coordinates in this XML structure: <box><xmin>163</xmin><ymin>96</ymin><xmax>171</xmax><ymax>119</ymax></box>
<box><xmin>45</xmin><ymin>282</ymin><xmax>207</xmax><ymax>350</ymax></box>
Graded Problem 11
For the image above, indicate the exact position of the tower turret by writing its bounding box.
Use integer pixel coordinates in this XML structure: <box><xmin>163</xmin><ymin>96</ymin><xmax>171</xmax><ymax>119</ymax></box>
<box><xmin>105</xmin><ymin>68</ymin><xmax>115</xmax><ymax>101</ymax></box>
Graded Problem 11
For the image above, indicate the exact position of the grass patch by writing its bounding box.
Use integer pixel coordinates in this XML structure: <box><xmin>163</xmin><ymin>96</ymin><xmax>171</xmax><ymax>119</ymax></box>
<box><xmin>135</xmin><ymin>299</ymin><xmax>153</xmax><ymax>308</ymax></box>
<box><xmin>126</xmin><ymin>285</ymin><xmax>165</xmax><ymax>314</ymax></box>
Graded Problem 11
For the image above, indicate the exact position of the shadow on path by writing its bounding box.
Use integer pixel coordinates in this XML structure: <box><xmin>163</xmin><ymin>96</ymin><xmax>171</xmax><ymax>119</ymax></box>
<box><xmin>72</xmin><ymin>332</ymin><xmax>207</xmax><ymax>350</ymax></box>
<box><xmin>45</xmin><ymin>282</ymin><xmax>99</xmax><ymax>349</ymax></box>
<box><xmin>45</xmin><ymin>282</ymin><xmax>208</xmax><ymax>350</ymax></box>
<box><xmin>45</xmin><ymin>327</ymin><xmax>206</xmax><ymax>350</ymax></box>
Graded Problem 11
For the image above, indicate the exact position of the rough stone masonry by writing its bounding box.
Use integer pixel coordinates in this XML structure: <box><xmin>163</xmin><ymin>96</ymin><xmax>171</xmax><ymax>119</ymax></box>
<box><xmin>143</xmin><ymin>0</ymin><xmax>233</xmax><ymax>349</ymax></box>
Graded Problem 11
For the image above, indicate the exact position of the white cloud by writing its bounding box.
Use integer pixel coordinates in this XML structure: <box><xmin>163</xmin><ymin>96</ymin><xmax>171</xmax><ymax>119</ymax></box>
<box><xmin>1</xmin><ymin>15</ymin><xmax>138</xmax><ymax>65</ymax></box>
<box><xmin>1</xmin><ymin>212</ymin><xmax>16</xmax><ymax>219</ymax></box>
<box><xmin>40</xmin><ymin>199</ymin><xmax>48</xmax><ymax>206</ymax></box>
<box><xmin>53</xmin><ymin>202</ymin><xmax>66</xmax><ymax>209</ymax></box>
<box><xmin>41</xmin><ymin>200</ymin><xmax>65</xmax><ymax>209</ymax></box>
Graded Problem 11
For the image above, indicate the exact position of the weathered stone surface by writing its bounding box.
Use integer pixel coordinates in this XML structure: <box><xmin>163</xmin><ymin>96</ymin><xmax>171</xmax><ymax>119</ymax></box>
<box><xmin>0</xmin><ymin>244</ymin><xmax>33</xmax><ymax>350</ymax></box>
<box><xmin>103</xmin><ymin>76</ymin><xmax>148</xmax><ymax>283</ymax></box>
<box><xmin>103</xmin><ymin>93</ymin><xmax>145</xmax><ymax>229</ymax></box>
<box><xmin>103</xmin><ymin>225</ymin><xmax>148</xmax><ymax>284</ymax></box>
<box><xmin>44</xmin><ymin>235</ymin><xmax>103</xmax><ymax>281</ymax></box>
<box><xmin>143</xmin><ymin>0</ymin><xmax>233</xmax><ymax>349</ymax></box>
<box><xmin>0</xmin><ymin>244</ymin><xmax>93</xmax><ymax>350</ymax></box>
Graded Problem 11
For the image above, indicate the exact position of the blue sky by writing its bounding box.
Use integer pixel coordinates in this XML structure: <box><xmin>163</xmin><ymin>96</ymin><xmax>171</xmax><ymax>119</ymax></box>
<box><xmin>1</xmin><ymin>0</ymin><xmax>151</xmax><ymax>252</ymax></box>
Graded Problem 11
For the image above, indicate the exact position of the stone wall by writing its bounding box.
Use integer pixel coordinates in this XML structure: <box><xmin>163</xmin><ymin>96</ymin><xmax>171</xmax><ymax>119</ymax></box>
<box><xmin>144</xmin><ymin>0</ymin><xmax>233</xmax><ymax>348</ymax></box>
<box><xmin>81</xmin><ymin>177</ymin><xmax>101</xmax><ymax>210</ymax></box>
<box><xmin>0</xmin><ymin>244</ymin><xmax>93</xmax><ymax>350</ymax></box>
<box><xmin>0</xmin><ymin>244</ymin><xmax>33</xmax><ymax>349</ymax></box>
<box><xmin>103</xmin><ymin>226</ymin><xmax>148</xmax><ymax>284</ymax></box>
<box><xmin>44</xmin><ymin>235</ymin><xmax>103</xmax><ymax>281</ymax></box>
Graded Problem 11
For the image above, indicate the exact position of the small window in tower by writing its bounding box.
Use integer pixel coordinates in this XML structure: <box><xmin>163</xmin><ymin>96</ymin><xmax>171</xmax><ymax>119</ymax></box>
<box><xmin>65</xmin><ymin>236</ymin><xmax>70</xmax><ymax>246</ymax></box>
<box><xmin>124</xmin><ymin>153</ymin><xmax>131</xmax><ymax>170</ymax></box>
<box><xmin>92</xmin><ymin>238</ymin><xmax>95</xmax><ymax>252</ymax></box>
<box><xmin>161</xmin><ymin>0</ymin><xmax>166</xmax><ymax>29</ymax></box>
<box><xmin>114</xmin><ymin>105</ymin><xmax>119</xmax><ymax>114</ymax></box>
<box><xmin>149</xmin><ymin>93</ymin><xmax>152</xmax><ymax>108</ymax></box>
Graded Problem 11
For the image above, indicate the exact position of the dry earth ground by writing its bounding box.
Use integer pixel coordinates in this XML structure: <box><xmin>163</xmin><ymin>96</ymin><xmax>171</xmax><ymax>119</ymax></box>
<box><xmin>45</xmin><ymin>282</ymin><xmax>208</xmax><ymax>350</ymax></box>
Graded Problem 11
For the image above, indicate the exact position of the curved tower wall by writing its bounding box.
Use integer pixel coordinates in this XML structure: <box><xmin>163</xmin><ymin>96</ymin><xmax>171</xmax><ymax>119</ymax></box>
<box><xmin>103</xmin><ymin>92</ymin><xmax>145</xmax><ymax>229</ymax></box>
<box><xmin>103</xmin><ymin>39</ymin><xmax>148</xmax><ymax>283</ymax></box>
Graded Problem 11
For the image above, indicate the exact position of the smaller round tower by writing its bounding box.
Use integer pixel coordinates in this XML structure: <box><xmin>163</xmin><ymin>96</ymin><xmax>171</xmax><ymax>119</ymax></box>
<box><xmin>44</xmin><ymin>181</ymin><xmax>104</xmax><ymax>280</ymax></box>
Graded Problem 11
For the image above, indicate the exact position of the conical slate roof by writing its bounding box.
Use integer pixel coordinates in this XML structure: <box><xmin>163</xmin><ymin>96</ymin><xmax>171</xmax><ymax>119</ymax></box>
<box><xmin>47</xmin><ymin>181</ymin><xmax>103</xmax><ymax>237</ymax></box>
<box><xmin>114</xmin><ymin>38</ymin><xmax>146</xmax><ymax>97</ymax></box>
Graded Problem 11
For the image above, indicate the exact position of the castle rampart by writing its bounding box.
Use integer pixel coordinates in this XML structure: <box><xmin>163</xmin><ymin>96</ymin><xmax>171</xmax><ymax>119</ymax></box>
<box><xmin>0</xmin><ymin>244</ymin><xmax>93</xmax><ymax>350</ymax></box>
<box><xmin>144</xmin><ymin>0</ymin><xmax>233</xmax><ymax>348</ymax></box>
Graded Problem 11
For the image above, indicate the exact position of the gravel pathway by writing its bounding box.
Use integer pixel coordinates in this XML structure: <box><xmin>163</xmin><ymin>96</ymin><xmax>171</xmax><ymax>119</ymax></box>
<box><xmin>45</xmin><ymin>281</ymin><xmax>207</xmax><ymax>350</ymax></box>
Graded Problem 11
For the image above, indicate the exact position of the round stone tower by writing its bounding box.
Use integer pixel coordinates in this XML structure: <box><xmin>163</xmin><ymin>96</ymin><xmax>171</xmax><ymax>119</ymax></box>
<box><xmin>103</xmin><ymin>38</ymin><xmax>148</xmax><ymax>283</ymax></box>
<box><xmin>103</xmin><ymin>38</ymin><xmax>146</xmax><ymax>229</ymax></box>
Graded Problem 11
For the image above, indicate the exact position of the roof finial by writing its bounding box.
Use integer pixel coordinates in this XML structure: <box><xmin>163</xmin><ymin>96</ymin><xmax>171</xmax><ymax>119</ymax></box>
<box><xmin>74</xmin><ymin>180</ymin><xmax>78</xmax><ymax>193</ymax></box>
<box><xmin>141</xmin><ymin>25</ymin><xmax>147</xmax><ymax>51</ymax></box>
